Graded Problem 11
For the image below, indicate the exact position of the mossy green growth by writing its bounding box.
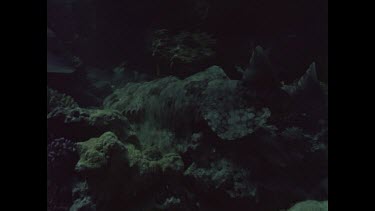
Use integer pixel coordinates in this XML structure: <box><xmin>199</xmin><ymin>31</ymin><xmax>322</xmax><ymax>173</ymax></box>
<box><xmin>125</xmin><ymin>144</ymin><xmax>184</xmax><ymax>175</ymax></box>
<box><xmin>88</xmin><ymin>109</ymin><xmax>120</xmax><ymax>123</ymax></box>
<box><xmin>75</xmin><ymin>132</ymin><xmax>127</xmax><ymax>173</ymax></box>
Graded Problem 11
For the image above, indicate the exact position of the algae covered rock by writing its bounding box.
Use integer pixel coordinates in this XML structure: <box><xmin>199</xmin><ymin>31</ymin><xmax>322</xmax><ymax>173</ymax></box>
<box><xmin>47</xmin><ymin>88</ymin><xmax>133</xmax><ymax>141</ymax></box>
<box><xmin>103</xmin><ymin>65</ymin><xmax>232</xmax><ymax>140</ymax></box>
<box><xmin>197</xmin><ymin>68</ymin><xmax>274</xmax><ymax>140</ymax></box>
<box><xmin>202</xmin><ymin>98</ymin><xmax>273</xmax><ymax>141</ymax></box>
<box><xmin>103</xmin><ymin>65</ymin><xmax>273</xmax><ymax>141</ymax></box>
<box><xmin>73</xmin><ymin>131</ymin><xmax>187</xmax><ymax>211</ymax></box>
<box><xmin>126</xmin><ymin>143</ymin><xmax>184</xmax><ymax>175</ymax></box>
<box><xmin>75</xmin><ymin>132</ymin><xmax>127</xmax><ymax>173</ymax></box>
<box><xmin>103</xmin><ymin>65</ymin><xmax>228</xmax><ymax>119</ymax></box>
<box><xmin>74</xmin><ymin>132</ymin><xmax>131</xmax><ymax>211</ymax></box>
<box><xmin>53</xmin><ymin>61</ymin><xmax>327</xmax><ymax>210</ymax></box>
<box><xmin>48</xmin><ymin>107</ymin><xmax>132</xmax><ymax>141</ymax></box>
<box><xmin>287</xmin><ymin>200</ymin><xmax>328</xmax><ymax>211</ymax></box>
<box><xmin>103</xmin><ymin>76</ymin><xmax>179</xmax><ymax>118</ymax></box>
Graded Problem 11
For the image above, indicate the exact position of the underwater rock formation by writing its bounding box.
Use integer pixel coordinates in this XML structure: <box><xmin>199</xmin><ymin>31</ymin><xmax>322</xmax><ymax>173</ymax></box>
<box><xmin>75</xmin><ymin>132</ymin><xmax>128</xmax><ymax>173</ymax></box>
<box><xmin>48</xmin><ymin>45</ymin><xmax>327</xmax><ymax>211</ymax></box>
<box><xmin>47</xmin><ymin>88</ymin><xmax>134</xmax><ymax>141</ymax></box>
<box><xmin>286</xmin><ymin>200</ymin><xmax>328</xmax><ymax>211</ymax></box>
<box><xmin>75</xmin><ymin>131</ymin><xmax>184</xmax><ymax>176</ymax></box>
<box><xmin>184</xmin><ymin>159</ymin><xmax>256</xmax><ymax>199</ymax></box>
<box><xmin>103</xmin><ymin>64</ymin><xmax>276</xmax><ymax>141</ymax></box>
<box><xmin>72</xmin><ymin>131</ymin><xmax>188</xmax><ymax>211</ymax></box>
<box><xmin>242</xmin><ymin>46</ymin><xmax>279</xmax><ymax>91</ymax></box>
<box><xmin>126</xmin><ymin>143</ymin><xmax>184</xmax><ymax>175</ymax></box>
<box><xmin>73</xmin><ymin>132</ymin><xmax>131</xmax><ymax>211</ymax></box>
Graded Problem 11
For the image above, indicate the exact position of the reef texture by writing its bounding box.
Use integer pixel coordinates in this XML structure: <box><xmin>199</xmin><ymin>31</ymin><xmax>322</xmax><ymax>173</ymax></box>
<box><xmin>286</xmin><ymin>200</ymin><xmax>328</xmax><ymax>211</ymax></box>
<box><xmin>47</xmin><ymin>46</ymin><xmax>327</xmax><ymax>211</ymax></box>
<box><xmin>103</xmin><ymin>64</ymin><xmax>276</xmax><ymax>141</ymax></box>
<box><xmin>47</xmin><ymin>88</ymin><xmax>134</xmax><ymax>142</ymax></box>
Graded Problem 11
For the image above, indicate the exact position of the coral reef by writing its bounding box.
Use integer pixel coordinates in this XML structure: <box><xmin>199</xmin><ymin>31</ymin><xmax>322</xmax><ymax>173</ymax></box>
<box><xmin>48</xmin><ymin>45</ymin><xmax>327</xmax><ymax>211</ymax></box>
<box><xmin>126</xmin><ymin>143</ymin><xmax>184</xmax><ymax>175</ymax></box>
<box><xmin>72</xmin><ymin>132</ymin><xmax>187</xmax><ymax>211</ymax></box>
<box><xmin>47</xmin><ymin>88</ymin><xmax>133</xmax><ymax>141</ymax></box>
<box><xmin>75</xmin><ymin>132</ymin><xmax>128</xmax><ymax>173</ymax></box>
<box><xmin>103</xmin><ymin>65</ymin><xmax>277</xmax><ymax>141</ymax></box>
<box><xmin>46</xmin><ymin>0</ymin><xmax>328</xmax><ymax>208</ymax></box>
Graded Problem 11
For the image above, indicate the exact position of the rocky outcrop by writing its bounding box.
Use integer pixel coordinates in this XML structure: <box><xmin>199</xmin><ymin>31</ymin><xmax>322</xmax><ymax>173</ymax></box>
<box><xmin>49</xmin><ymin>45</ymin><xmax>327</xmax><ymax>211</ymax></box>
<box><xmin>104</xmin><ymin>65</ymin><xmax>276</xmax><ymax>141</ymax></box>
<box><xmin>126</xmin><ymin>143</ymin><xmax>184</xmax><ymax>175</ymax></box>
<box><xmin>75</xmin><ymin>132</ymin><xmax>128</xmax><ymax>173</ymax></box>
<box><xmin>73</xmin><ymin>131</ymin><xmax>188</xmax><ymax>211</ymax></box>
<box><xmin>94</xmin><ymin>49</ymin><xmax>327</xmax><ymax>210</ymax></box>
<box><xmin>47</xmin><ymin>88</ymin><xmax>133</xmax><ymax>141</ymax></box>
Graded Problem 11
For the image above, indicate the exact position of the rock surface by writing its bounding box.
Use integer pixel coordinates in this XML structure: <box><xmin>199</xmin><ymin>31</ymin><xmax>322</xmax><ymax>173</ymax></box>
<box><xmin>48</xmin><ymin>52</ymin><xmax>327</xmax><ymax>210</ymax></box>
<box><xmin>287</xmin><ymin>200</ymin><xmax>328</xmax><ymax>211</ymax></box>
<box><xmin>47</xmin><ymin>88</ymin><xmax>133</xmax><ymax>141</ymax></box>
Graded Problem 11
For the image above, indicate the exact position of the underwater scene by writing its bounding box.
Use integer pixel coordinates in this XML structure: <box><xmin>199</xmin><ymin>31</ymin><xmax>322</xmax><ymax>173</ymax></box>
<box><xmin>47</xmin><ymin>0</ymin><xmax>328</xmax><ymax>210</ymax></box>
